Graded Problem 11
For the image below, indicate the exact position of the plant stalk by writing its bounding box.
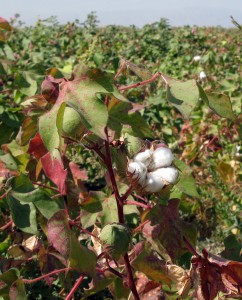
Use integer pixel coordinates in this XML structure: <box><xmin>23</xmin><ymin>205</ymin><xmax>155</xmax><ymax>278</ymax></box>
<box><xmin>65</xmin><ymin>275</ymin><xmax>85</xmax><ymax>300</ymax></box>
<box><xmin>103</xmin><ymin>127</ymin><xmax>140</xmax><ymax>300</ymax></box>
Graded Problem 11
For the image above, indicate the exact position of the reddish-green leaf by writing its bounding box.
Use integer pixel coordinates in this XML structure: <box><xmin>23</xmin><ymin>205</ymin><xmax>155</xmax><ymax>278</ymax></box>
<box><xmin>143</xmin><ymin>199</ymin><xmax>197</xmax><ymax>260</ymax></box>
<box><xmin>9</xmin><ymin>279</ymin><xmax>27</xmax><ymax>300</ymax></box>
<box><xmin>41</xmin><ymin>151</ymin><xmax>67</xmax><ymax>195</ymax></box>
<box><xmin>47</xmin><ymin>210</ymin><xmax>96</xmax><ymax>276</ymax></box>
<box><xmin>131</xmin><ymin>242</ymin><xmax>172</xmax><ymax>285</ymax></box>
<box><xmin>41</xmin><ymin>76</ymin><xmax>61</xmax><ymax>104</ymax></box>
<box><xmin>47</xmin><ymin>210</ymin><xmax>71</xmax><ymax>259</ymax></box>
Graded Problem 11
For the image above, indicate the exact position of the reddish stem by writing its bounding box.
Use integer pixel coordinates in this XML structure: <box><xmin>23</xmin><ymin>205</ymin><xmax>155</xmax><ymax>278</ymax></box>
<box><xmin>70</xmin><ymin>221</ymin><xmax>99</xmax><ymax>240</ymax></box>
<box><xmin>104</xmin><ymin>128</ymin><xmax>123</xmax><ymax>211</ymax></box>
<box><xmin>118</xmin><ymin>72</ymin><xmax>160</xmax><ymax>91</ymax></box>
<box><xmin>0</xmin><ymin>188</ymin><xmax>11</xmax><ymax>200</ymax></box>
<box><xmin>123</xmin><ymin>254</ymin><xmax>140</xmax><ymax>300</ymax></box>
<box><xmin>65</xmin><ymin>275</ymin><xmax>85</xmax><ymax>300</ymax></box>
<box><xmin>114</xmin><ymin>60</ymin><xmax>126</xmax><ymax>80</ymax></box>
<box><xmin>0</xmin><ymin>220</ymin><xmax>13</xmax><ymax>231</ymax></box>
<box><xmin>133</xmin><ymin>220</ymin><xmax>149</xmax><ymax>233</ymax></box>
<box><xmin>125</xmin><ymin>200</ymin><xmax>151</xmax><ymax>209</ymax></box>
<box><xmin>120</xmin><ymin>185</ymin><xmax>134</xmax><ymax>202</ymax></box>
<box><xmin>102</xmin><ymin>127</ymin><xmax>140</xmax><ymax>300</ymax></box>
<box><xmin>23</xmin><ymin>267</ymin><xmax>71</xmax><ymax>284</ymax></box>
<box><xmin>183</xmin><ymin>236</ymin><xmax>200</xmax><ymax>258</ymax></box>
<box><xmin>32</xmin><ymin>182</ymin><xmax>59</xmax><ymax>193</ymax></box>
<box><xmin>133</xmin><ymin>193</ymin><xmax>148</xmax><ymax>203</ymax></box>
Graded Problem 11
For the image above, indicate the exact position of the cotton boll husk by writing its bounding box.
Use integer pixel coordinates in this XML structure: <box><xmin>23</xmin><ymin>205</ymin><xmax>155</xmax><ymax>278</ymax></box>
<box><xmin>127</xmin><ymin>161</ymin><xmax>147</xmax><ymax>184</ymax></box>
<box><xmin>149</xmin><ymin>147</ymin><xmax>174</xmax><ymax>170</ymax></box>
<box><xmin>134</xmin><ymin>149</ymin><xmax>153</xmax><ymax>167</ymax></box>
<box><xmin>152</xmin><ymin>167</ymin><xmax>179</xmax><ymax>184</ymax></box>
<box><xmin>144</xmin><ymin>173</ymin><xmax>165</xmax><ymax>193</ymax></box>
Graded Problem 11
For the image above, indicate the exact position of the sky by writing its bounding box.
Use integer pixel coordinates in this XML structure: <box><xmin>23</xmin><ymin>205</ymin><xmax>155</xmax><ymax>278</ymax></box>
<box><xmin>1</xmin><ymin>0</ymin><xmax>242</xmax><ymax>27</ymax></box>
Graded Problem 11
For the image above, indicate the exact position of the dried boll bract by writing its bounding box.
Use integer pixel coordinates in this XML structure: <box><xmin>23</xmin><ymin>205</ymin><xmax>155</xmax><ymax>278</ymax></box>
<box><xmin>127</xmin><ymin>161</ymin><xmax>147</xmax><ymax>185</ymax></box>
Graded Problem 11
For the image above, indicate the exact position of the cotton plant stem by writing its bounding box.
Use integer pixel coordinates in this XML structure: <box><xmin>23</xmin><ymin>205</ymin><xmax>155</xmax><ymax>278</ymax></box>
<box><xmin>103</xmin><ymin>126</ymin><xmax>140</xmax><ymax>300</ymax></box>
<box><xmin>133</xmin><ymin>219</ymin><xmax>149</xmax><ymax>233</ymax></box>
<box><xmin>117</xmin><ymin>71</ymin><xmax>168</xmax><ymax>92</ymax></box>
<box><xmin>125</xmin><ymin>200</ymin><xmax>151</xmax><ymax>209</ymax></box>
<box><xmin>23</xmin><ymin>267</ymin><xmax>71</xmax><ymax>284</ymax></box>
<box><xmin>65</xmin><ymin>275</ymin><xmax>85</xmax><ymax>300</ymax></box>
<box><xmin>0</xmin><ymin>219</ymin><xmax>13</xmax><ymax>231</ymax></box>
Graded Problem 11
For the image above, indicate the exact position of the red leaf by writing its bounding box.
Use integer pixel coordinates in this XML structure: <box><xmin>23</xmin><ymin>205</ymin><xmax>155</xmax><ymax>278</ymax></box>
<box><xmin>47</xmin><ymin>210</ymin><xmax>70</xmax><ymax>259</ymax></box>
<box><xmin>69</xmin><ymin>161</ymin><xmax>88</xmax><ymax>188</ymax></box>
<box><xmin>41</xmin><ymin>152</ymin><xmax>67</xmax><ymax>195</ymax></box>
<box><xmin>41</xmin><ymin>76</ymin><xmax>62</xmax><ymax>104</ymax></box>
<box><xmin>27</xmin><ymin>132</ymin><xmax>48</xmax><ymax>159</ymax></box>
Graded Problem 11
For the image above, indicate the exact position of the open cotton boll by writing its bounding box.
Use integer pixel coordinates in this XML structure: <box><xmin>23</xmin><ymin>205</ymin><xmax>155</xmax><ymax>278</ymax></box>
<box><xmin>134</xmin><ymin>149</ymin><xmax>153</xmax><ymax>167</ymax></box>
<box><xmin>144</xmin><ymin>173</ymin><xmax>165</xmax><ymax>193</ymax></box>
<box><xmin>149</xmin><ymin>147</ymin><xmax>174</xmax><ymax>170</ymax></box>
<box><xmin>127</xmin><ymin>161</ymin><xmax>147</xmax><ymax>184</ymax></box>
<box><xmin>152</xmin><ymin>167</ymin><xmax>179</xmax><ymax>184</ymax></box>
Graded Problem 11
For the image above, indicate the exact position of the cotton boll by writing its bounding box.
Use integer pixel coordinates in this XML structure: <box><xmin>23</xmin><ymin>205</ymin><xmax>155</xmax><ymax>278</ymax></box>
<box><xmin>144</xmin><ymin>173</ymin><xmax>165</xmax><ymax>193</ymax></box>
<box><xmin>193</xmin><ymin>55</ymin><xmax>201</xmax><ymax>62</ymax></box>
<box><xmin>134</xmin><ymin>149</ymin><xmax>153</xmax><ymax>167</ymax></box>
<box><xmin>199</xmin><ymin>71</ymin><xmax>207</xmax><ymax>80</ymax></box>
<box><xmin>152</xmin><ymin>167</ymin><xmax>179</xmax><ymax>185</ymax></box>
<box><xmin>149</xmin><ymin>147</ymin><xmax>174</xmax><ymax>170</ymax></box>
<box><xmin>127</xmin><ymin>161</ymin><xmax>147</xmax><ymax>184</ymax></box>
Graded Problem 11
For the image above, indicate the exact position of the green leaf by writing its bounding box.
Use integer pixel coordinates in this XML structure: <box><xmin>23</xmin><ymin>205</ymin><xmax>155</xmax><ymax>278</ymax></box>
<box><xmin>100</xmin><ymin>195</ymin><xmax>119</xmax><ymax>226</ymax></box>
<box><xmin>166</xmin><ymin>77</ymin><xmax>199</xmax><ymax>119</ymax></box>
<box><xmin>123</xmin><ymin>133</ymin><xmax>143</xmax><ymax>157</ymax></box>
<box><xmin>7</xmin><ymin>195</ymin><xmax>38</xmax><ymax>234</ymax></box>
<box><xmin>111</xmin><ymin>277</ymin><xmax>130</xmax><ymax>300</ymax></box>
<box><xmin>199</xmin><ymin>88</ymin><xmax>236</xmax><ymax>120</ymax></box>
<box><xmin>80</xmin><ymin>191</ymin><xmax>104</xmax><ymax>229</ymax></box>
<box><xmin>122</xmin><ymin>112</ymin><xmax>153</xmax><ymax>138</ymax></box>
<box><xmin>11</xmin><ymin>188</ymin><xmax>60</xmax><ymax>219</ymax></box>
<box><xmin>131</xmin><ymin>243</ymin><xmax>172</xmax><ymax>285</ymax></box>
<box><xmin>0</xmin><ymin>269</ymin><xmax>19</xmax><ymax>286</ymax></box>
<box><xmin>15</xmin><ymin>71</ymin><xmax>37</xmax><ymax>97</ymax></box>
<box><xmin>69</xmin><ymin>234</ymin><xmax>96</xmax><ymax>277</ymax></box>
<box><xmin>221</xmin><ymin>235</ymin><xmax>242</xmax><ymax>262</ymax></box>
<box><xmin>174</xmin><ymin>159</ymin><xmax>199</xmax><ymax>198</ymax></box>
<box><xmin>0</xmin><ymin>153</ymin><xmax>18</xmax><ymax>170</ymax></box>
<box><xmin>39</xmin><ymin>102</ymin><xmax>66</xmax><ymax>153</ymax></box>
<box><xmin>0</xmin><ymin>235</ymin><xmax>11</xmax><ymax>254</ymax></box>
